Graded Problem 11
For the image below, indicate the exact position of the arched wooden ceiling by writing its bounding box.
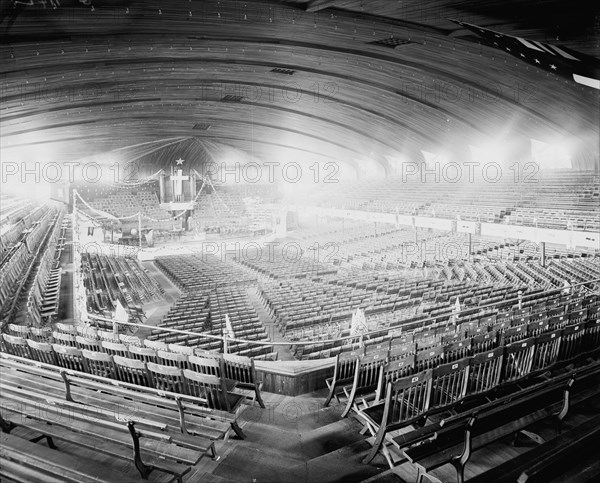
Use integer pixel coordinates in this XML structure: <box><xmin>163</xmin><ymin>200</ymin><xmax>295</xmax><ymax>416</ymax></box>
<box><xmin>1</xmin><ymin>0</ymin><xmax>598</xmax><ymax>175</ymax></box>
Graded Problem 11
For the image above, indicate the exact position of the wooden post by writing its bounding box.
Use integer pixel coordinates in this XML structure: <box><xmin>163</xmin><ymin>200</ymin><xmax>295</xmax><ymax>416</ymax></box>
<box><xmin>138</xmin><ymin>211</ymin><xmax>142</xmax><ymax>252</ymax></box>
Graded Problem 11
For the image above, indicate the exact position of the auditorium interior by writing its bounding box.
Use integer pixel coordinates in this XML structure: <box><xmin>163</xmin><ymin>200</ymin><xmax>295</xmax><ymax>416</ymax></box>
<box><xmin>1</xmin><ymin>1</ymin><xmax>600</xmax><ymax>482</ymax></box>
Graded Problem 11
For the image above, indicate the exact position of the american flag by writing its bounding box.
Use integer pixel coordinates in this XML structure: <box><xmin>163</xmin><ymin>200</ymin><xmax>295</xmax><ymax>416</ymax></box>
<box><xmin>450</xmin><ymin>20</ymin><xmax>600</xmax><ymax>90</ymax></box>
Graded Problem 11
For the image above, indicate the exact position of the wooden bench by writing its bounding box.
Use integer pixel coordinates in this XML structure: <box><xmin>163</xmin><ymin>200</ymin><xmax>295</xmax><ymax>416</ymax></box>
<box><xmin>466</xmin><ymin>414</ymin><xmax>600</xmax><ymax>483</ymax></box>
<box><xmin>0</xmin><ymin>389</ymin><xmax>205</xmax><ymax>482</ymax></box>
<box><xmin>0</xmin><ymin>352</ymin><xmax>234</xmax><ymax>481</ymax></box>
<box><xmin>1</xmin><ymin>351</ymin><xmax>240</xmax><ymax>440</ymax></box>
<box><xmin>0</xmin><ymin>432</ymin><xmax>152</xmax><ymax>483</ymax></box>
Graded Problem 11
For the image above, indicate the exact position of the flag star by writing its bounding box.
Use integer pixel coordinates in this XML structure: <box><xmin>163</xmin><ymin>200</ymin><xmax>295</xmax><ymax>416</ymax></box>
<box><xmin>175</xmin><ymin>158</ymin><xmax>185</xmax><ymax>165</ymax></box>
<box><xmin>534</xmin><ymin>58</ymin><xmax>540</xmax><ymax>64</ymax></box>
<box><xmin>493</xmin><ymin>42</ymin><xmax>498</xmax><ymax>46</ymax></box>
<box><xmin>506</xmin><ymin>47</ymin><xmax>511</xmax><ymax>52</ymax></box>
<box><xmin>550</xmin><ymin>64</ymin><xmax>557</xmax><ymax>70</ymax></box>
<box><xmin>520</xmin><ymin>53</ymin><xmax>525</xmax><ymax>57</ymax></box>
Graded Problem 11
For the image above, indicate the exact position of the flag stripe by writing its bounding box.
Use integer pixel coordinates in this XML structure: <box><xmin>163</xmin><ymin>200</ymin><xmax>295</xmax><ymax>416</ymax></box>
<box><xmin>573</xmin><ymin>73</ymin><xmax>600</xmax><ymax>90</ymax></box>
<box><xmin>532</xmin><ymin>41</ymin><xmax>556</xmax><ymax>55</ymax></box>
<box><xmin>516</xmin><ymin>37</ymin><xmax>545</xmax><ymax>52</ymax></box>
<box><xmin>550</xmin><ymin>45</ymin><xmax>580</xmax><ymax>61</ymax></box>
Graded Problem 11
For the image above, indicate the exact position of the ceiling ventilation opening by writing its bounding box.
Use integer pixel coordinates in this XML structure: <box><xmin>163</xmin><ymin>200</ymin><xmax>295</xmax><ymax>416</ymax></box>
<box><xmin>221</xmin><ymin>95</ymin><xmax>244</xmax><ymax>102</ymax></box>
<box><xmin>369</xmin><ymin>38</ymin><xmax>413</xmax><ymax>48</ymax></box>
<box><xmin>270</xmin><ymin>68</ymin><xmax>296</xmax><ymax>75</ymax></box>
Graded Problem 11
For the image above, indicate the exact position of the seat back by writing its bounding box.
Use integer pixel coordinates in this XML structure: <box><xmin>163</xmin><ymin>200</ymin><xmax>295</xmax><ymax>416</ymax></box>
<box><xmin>101</xmin><ymin>340</ymin><xmax>130</xmax><ymax>357</ymax></box>
<box><xmin>502</xmin><ymin>337</ymin><xmax>535</xmax><ymax>383</ymax></box>
<box><xmin>471</xmin><ymin>329</ymin><xmax>498</xmax><ymax>354</ymax></box>
<box><xmin>557</xmin><ymin>323</ymin><xmax>585</xmax><ymax>361</ymax></box>
<box><xmin>147</xmin><ymin>361</ymin><xmax>186</xmax><ymax>393</ymax></box>
<box><xmin>188</xmin><ymin>355</ymin><xmax>222</xmax><ymax>377</ymax></box>
<box><xmin>144</xmin><ymin>339</ymin><xmax>169</xmax><ymax>351</ymax></box>
<box><xmin>527</xmin><ymin>319</ymin><xmax>550</xmax><ymax>337</ymax></box>
<box><xmin>128</xmin><ymin>345</ymin><xmax>158</xmax><ymax>363</ymax></box>
<box><xmin>502</xmin><ymin>324</ymin><xmax>529</xmax><ymax>344</ymax></box>
<box><xmin>182</xmin><ymin>370</ymin><xmax>229</xmax><ymax>411</ymax></box>
<box><xmin>355</xmin><ymin>350</ymin><xmax>388</xmax><ymax>392</ymax></box>
<box><xmin>119</xmin><ymin>334</ymin><xmax>142</xmax><ymax>347</ymax></box>
<box><xmin>568</xmin><ymin>309</ymin><xmax>587</xmax><ymax>325</ymax></box>
<box><xmin>157</xmin><ymin>350</ymin><xmax>189</xmax><ymax>369</ymax></box>
<box><xmin>2</xmin><ymin>334</ymin><xmax>31</xmax><ymax>358</ymax></box>
<box><xmin>468</xmin><ymin>347</ymin><xmax>503</xmax><ymax>395</ymax></box>
<box><xmin>55</xmin><ymin>323</ymin><xmax>77</xmax><ymax>335</ymax></box>
<box><xmin>75</xmin><ymin>336</ymin><xmax>102</xmax><ymax>351</ymax></box>
<box><xmin>29</xmin><ymin>326</ymin><xmax>52</xmax><ymax>342</ymax></box>
<box><xmin>222</xmin><ymin>353</ymin><xmax>257</xmax><ymax>386</ymax></box>
<box><xmin>26</xmin><ymin>339</ymin><xmax>57</xmax><ymax>365</ymax></box>
<box><xmin>376</xmin><ymin>355</ymin><xmax>415</xmax><ymax>402</ymax></box>
<box><xmin>169</xmin><ymin>344</ymin><xmax>195</xmax><ymax>356</ymax></box>
<box><xmin>52</xmin><ymin>344</ymin><xmax>88</xmax><ymax>372</ymax></box>
<box><xmin>443</xmin><ymin>339</ymin><xmax>471</xmax><ymax>363</ymax></box>
<box><xmin>81</xmin><ymin>349</ymin><xmax>116</xmax><ymax>378</ymax></box>
<box><xmin>97</xmin><ymin>329</ymin><xmax>119</xmax><ymax>342</ymax></box>
<box><xmin>532</xmin><ymin>329</ymin><xmax>562</xmax><ymax>372</ymax></box>
<box><xmin>76</xmin><ymin>325</ymin><xmax>98</xmax><ymax>339</ymax></box>
<box><xmin>52</xmin><ymin>331</ymin><xmax>77</xmax><ymax>347</ymax></box>
<box><xmin>364</xmin><ymin>340</ymin><xmax>390</xmax><ymax>354</ymax></box>
<box><xmin>194</xmin><ymin>348</ymin><xmax>224</xmax><ymax>360</ymax></box>
<box><xmin>585</xmin><ymin>317</ymin><xmax>600</xmax><ymax>353</ymax></box>
<box><xmin>388</xmin><ymin>343</ymin><xmax>416</xmax><ymax>361</ymax></box>
<box><xmin>415</xmin><ymin>345</ymin><xmax>443</xmax><ymax>372</ymax></box>
<box><xmin>431</xmin><ymin>357</ymin><xmax>470</xmax><ymax>409</ymax></box>
<box><xmin>548</xmin><ymin>314</ymin><xmax>568</xmax><ymax>330</ymax></box>
<box><xmin>113</xmin><ymin>355</ymin><xmax>152</xmax><ymax>387</ymax></box>
<box><xmin>7</xmin><ymin>324</ymin><xmax>29</xmax><ymax>337</ymax></box>
<box><xmin>332</xmin><ymin>350</ymin><xmax>361</xmax><ymax>384</ymax></box>
<box><xmin>385</xmin><ymin>370</ymin><xmax>433</xmax><ymax>428</ymax></box>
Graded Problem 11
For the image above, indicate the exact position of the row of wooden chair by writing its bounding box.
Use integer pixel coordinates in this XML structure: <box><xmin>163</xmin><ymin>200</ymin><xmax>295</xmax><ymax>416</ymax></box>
<box><xmin>1</xmin><ymin>332</ymin><xmax>266</xmax><ymax>409</ymax></box>
<box><xmin>348</xmin><ymin>317</ymin><xmax>600</xmax><ymax>470</ymax></box>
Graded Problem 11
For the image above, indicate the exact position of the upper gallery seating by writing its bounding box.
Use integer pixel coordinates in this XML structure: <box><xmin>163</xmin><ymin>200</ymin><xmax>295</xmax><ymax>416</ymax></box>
<box><xmin>189</xmin><ymin>185</ymin><xmax>279</xmax><ymax>235</ymax></box>
<box><xmin>0</xmin><ymin>205</ymin><xmax>64</xmax><ymax>330</ymax></box>
<box><xmin>78</xmin><ymin>182</ymin><xmax>173</xmax><ymax>231</ymax></box>
<box><xmin>1</xmin><ymin>202</ymin><xmax>48</xmax><ymax>259</ymax></box>
<box><xmin>301</xmin><ymin>170</ymin><xmax>600</xmax><ymax>231</ymax></box>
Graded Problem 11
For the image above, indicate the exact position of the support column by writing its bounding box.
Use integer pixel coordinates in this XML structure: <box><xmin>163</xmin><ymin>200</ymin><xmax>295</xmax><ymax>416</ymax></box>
<box><xmin>190</xmin><ymin>174</ymin><xmax>196</xmax><ymax>201</ymax></box>
<box><xmin>541</xmin><ymin>241</ymin><xmax>546</xmax><ymax>268</ymax></box>
<box><xmin>159</xmin><ymin>172</ymin><xmax>166</xmax><ymax>202</ymax></box>
<box><xmin>468</xmin><ymin>233</ymin><xmax>472</xmax><ymax>261</ymax></box>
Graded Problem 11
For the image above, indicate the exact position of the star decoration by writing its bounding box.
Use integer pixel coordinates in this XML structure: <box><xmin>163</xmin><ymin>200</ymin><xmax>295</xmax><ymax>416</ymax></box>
<box><xmin>550</xmin><ymin>64</ymin><xmax>557</xmax><ymax>70</ymax></box>
<box><xmin>175</xmin><ymin>158</ymin><xmax>185</xmax><ymax>165</ymax></box>
<box><xmin>534</xmin><ymin>58</ymin><xmax>540</xmax><ymax>64</ymax></box>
